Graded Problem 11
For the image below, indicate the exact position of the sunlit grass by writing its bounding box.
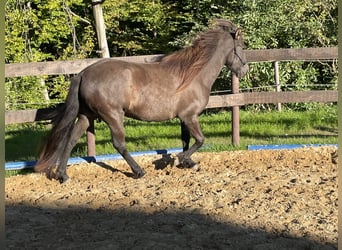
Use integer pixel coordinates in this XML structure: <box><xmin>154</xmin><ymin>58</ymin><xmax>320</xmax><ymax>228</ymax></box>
<box><xmin>5</xmin><ymin>105</ymin><xmax>337</xmax><ymax>163</ymax></box>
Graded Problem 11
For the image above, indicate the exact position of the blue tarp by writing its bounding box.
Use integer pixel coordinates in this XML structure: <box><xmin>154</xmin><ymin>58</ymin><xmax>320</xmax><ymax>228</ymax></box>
<box><xmin>5</xmin><ymin>148</ymin><xmax>183</xmax><ymax>171</ymax></box>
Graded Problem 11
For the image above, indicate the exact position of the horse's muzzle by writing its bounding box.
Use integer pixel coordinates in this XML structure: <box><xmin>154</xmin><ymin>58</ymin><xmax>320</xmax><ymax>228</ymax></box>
<box><xmin>236</xmin><ymin>64</ymin><xmax>249</xmax><ymax>79</ymax></box>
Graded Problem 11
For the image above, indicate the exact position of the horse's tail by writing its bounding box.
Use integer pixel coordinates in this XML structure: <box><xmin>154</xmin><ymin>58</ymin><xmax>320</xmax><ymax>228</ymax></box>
<box><xmin>34</xmin><ymin>75</ymin><xmax>82</xmax><ymax>174</ymax></box>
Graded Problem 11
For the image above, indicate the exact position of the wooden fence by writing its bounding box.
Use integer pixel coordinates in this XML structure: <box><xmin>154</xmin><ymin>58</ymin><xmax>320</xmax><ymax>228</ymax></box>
<box><xmin>5</xmin><ymin>47</ymin><xmax>338</xmax><ymax>153</ymax></box>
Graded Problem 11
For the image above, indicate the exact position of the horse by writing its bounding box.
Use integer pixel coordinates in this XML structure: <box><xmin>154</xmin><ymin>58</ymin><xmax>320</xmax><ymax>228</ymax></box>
<box><xmin>34</xmin><ymin>19</ymin><xmax>249</xmax><ymax>183</ymax></box>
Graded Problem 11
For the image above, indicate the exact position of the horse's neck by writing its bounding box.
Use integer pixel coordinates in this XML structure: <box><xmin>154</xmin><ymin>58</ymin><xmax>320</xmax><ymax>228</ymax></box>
<box><xmin>195</xmin><ymin>43</ymin><xmax>231</xmax><ymax>91</ymax></box>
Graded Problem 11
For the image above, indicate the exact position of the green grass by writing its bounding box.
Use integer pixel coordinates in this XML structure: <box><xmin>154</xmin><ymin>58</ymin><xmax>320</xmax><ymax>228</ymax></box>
<box><xmin>5</xmin><ymin>105</ymin><xmax>337</xmax><ymax>164</ymax></box>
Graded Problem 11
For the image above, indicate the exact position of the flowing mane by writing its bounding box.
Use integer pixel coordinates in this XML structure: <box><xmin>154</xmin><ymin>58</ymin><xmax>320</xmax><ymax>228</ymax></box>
<box><xmin>159</xmin><ymin>20</ymin><xmax>237</xmax><ymax>91</ymax></box>
<box><xmin>159</xmin><ymin>29</ymin><xmax>223</xmax><ymax>91</ymax></box>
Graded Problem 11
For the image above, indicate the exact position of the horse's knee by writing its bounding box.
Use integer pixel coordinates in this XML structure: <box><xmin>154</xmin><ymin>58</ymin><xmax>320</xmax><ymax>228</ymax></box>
<box><xmin>197</xmin><ymin>137</ymin><xmax>204</xmax><ymax>146</ymax></box>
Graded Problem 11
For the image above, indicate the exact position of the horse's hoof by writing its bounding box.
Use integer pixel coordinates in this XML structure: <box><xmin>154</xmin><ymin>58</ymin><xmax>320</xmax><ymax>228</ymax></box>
<box><xmin>46</xmin><ymin>171</ymin><xmax>56</xmax><ymax>180</ymax></box>
<box><xmin>175</xmin><ymin>157</ymin><xmax>197</xmax><ymax>169</ymax></box>
<box><xmin>134</xmin><ymin>169</ymin><xmax>146</xmax><ymax>179</ymax></box>
<box><xmin>58</xmin><ymin>175</ymin><xmax>70</xmax><ymax>184</ymax></box>
<box><xmin>174</xmin><ymin>153</ymin><xmax>185</xmax><ymax>167</ymax></box>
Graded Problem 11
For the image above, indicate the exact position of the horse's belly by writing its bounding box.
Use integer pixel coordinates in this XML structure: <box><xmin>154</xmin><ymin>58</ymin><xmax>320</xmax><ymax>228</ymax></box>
<box><xmin>126</xmin><ymin>100</ymin><xmax>176</xmax><ymax>122</ymax></box>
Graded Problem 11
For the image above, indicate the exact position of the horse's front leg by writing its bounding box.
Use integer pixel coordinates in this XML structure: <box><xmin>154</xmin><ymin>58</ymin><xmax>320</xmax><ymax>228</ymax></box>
<box><xmin>180</xmin><ymin>120</ymin><xmax>190</xmax><ymax>151</ymax></box>
<box><xmin>176</xmin><ymin>116</ymin><xmax>204</xmax><ymax>168</ymax></box>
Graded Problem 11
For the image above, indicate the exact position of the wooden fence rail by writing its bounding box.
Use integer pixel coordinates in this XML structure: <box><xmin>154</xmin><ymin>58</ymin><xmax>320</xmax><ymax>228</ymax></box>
<box><xmin>5</xmin><ymin>47</ymin><xmax>338</xmax><ymax>150</ymax></box>
<box><xmin>5</xmin><ymin>90</ymin><xmax>337</xmax><ymax>125</ymax></box>
<box><xmin>5</xmin><ymin>47</ymin><xmax>337</xmax><ymax>78</ymax></box>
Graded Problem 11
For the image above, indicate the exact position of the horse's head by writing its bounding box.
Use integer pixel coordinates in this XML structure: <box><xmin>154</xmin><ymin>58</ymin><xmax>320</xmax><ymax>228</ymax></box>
<box><xmin>216</xmin><ymin>20</ymin><xmax>249</xmax><ymax>78</ymax></box>
<box><xmin>226</xmin><ymin>28</ymin><xmax>249</xmax><ymax>78</ymax></box>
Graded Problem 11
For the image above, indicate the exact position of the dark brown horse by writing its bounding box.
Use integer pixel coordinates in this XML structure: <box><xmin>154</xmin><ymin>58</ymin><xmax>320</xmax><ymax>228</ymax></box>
<box><xmin>35</xmin><ymin>19</ymin><xmax>249</xmax><ymax>183</ymax></box>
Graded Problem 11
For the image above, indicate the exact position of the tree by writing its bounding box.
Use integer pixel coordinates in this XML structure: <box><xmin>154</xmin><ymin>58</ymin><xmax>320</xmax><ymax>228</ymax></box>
<box><xmin>5</xmin><ymin>0</ymin><xmax>96</xmax><ymax>109</ymax></box>
<box><xmin>5</xmin><ymin>0</ymin><xmax>337</xmax><ymax>111</ymax></box>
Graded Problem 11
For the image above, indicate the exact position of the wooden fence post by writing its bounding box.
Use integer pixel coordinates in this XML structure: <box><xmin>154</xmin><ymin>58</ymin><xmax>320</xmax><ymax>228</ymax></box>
<box><xmin>273</xmin><ymin>61</ymin><xmax>282</xmax><ymax>111</ymax></box>
<box><xmin>92</xmin><ymin>0</ymin><xmax>110</xmax><ymax>58</ymax></box>
<box><xmin>86</xmin><ymin>120</ymin><xmax>96</xmax><ymax>157</ymax></box>
<box><xmin>87</xmin><ymin>0</ymin><xmax>110</xmax><ymax>157</ymax></box>
<box><xmin>231</xmin><ymin>73</ymin><xmax>240</xmax><ymax>146</ymax></box>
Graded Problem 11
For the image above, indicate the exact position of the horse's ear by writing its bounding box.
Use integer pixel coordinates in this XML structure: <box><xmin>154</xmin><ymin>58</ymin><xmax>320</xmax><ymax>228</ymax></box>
<box><xmin>233</xmin><ymin>29</ymin><xmax>242</xmax><ymax>40</ymax></box>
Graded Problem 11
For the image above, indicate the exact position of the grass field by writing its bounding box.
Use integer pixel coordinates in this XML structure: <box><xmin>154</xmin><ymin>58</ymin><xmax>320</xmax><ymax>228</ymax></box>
<box><xmin>5</xmin><ymin>104</ymin><xmax>337</xmax><ymax>164</ymax></box>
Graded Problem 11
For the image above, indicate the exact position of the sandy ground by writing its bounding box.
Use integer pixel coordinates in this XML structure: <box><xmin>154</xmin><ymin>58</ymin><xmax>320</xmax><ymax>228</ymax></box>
<box><xmin>5</xmin><ymin>146</ymin><xmax>337</xmax><ymax>249</ymax></box>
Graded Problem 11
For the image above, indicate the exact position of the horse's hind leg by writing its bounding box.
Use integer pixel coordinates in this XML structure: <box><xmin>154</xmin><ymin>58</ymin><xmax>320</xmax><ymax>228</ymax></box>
<box><xmin>55</xmin><ymin>114</ymin><xmax>90</xmax><ymax>183</ymax></box>
<box><xmin>103</xmin><ymin>112</ymin><xmax>146</xmax><ymax>178</ymax></box>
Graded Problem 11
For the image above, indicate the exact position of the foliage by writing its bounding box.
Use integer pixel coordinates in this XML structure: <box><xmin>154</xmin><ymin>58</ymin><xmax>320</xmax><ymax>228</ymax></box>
<box><xmin>5</xmin><ymin>0</ymin><xmax>338</xmax><ymax>111</ymax></box>
<box><xmin>210</xmin><ymin>0</ymin><xmax>338</xmax><ymax>108</ymax></box>
<box><xmin>5</xmin><ymin>0</ymin><xmax>96</xmax><ymax>108</ymax></box>
<box><xmin>5</xmin><ymin>0</ymin><xmax>96</xmax><ymax>62</ymax></box>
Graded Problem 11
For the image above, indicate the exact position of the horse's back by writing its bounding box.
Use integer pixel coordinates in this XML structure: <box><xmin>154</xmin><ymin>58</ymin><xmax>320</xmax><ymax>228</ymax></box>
<box><xmin>77</xmin><ymin>59</ymin><xmax>181</xmax><ymax>121</ymax></box>
<box><xmin>80</xmin><ymin>59</ymin><xmax>177</xmax><ymax>89</ymax></box>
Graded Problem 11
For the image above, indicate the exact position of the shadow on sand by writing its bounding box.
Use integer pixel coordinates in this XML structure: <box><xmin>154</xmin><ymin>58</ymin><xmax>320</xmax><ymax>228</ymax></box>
<box><xmin>6</xmin><ymin>203</ymin><xmax>337</xmax><ymax>250</ymax></box>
